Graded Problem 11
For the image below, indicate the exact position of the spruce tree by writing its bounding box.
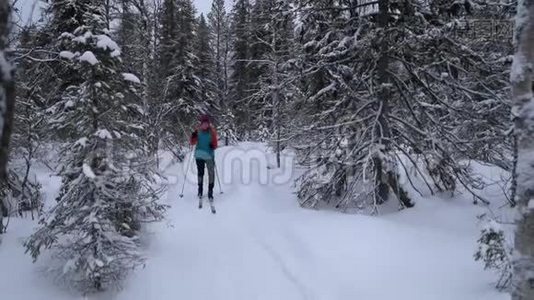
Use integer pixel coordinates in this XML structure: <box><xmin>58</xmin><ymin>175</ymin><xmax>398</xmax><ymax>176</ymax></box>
<box><xmin>209</xmin><ymin>0</ymin><xmax>234</xmax><ymax>144</ymax></box>
<box><xmin>197</xmin><ymin>14</ymin><xmax>214</xmax><ymax>82</ymax></box>
<box><xmin>291</xmin><ymin>0</ymin><xmax>511</xmax><ymax>212</ymax></box>
<box><xmin>43</xmin><ymin>0</ymin><xmax>88</xmax><ymax>102</ymax></box>
<box><xmin>196</xmin><ymin>14</ymin><xmax>218</xmax><ymax>116</ymax></box>
<box><xmin>229</xmin><ymin>0</ymin><xmax>252</xmax><ymax>138</ymax></box>
<box><xmin>158</xmin><ymin>0</ymin><xmax>203</xmax><ymax>146</ymax></box>
<box><xmin>25</xmin><ymin>0</ymin><xmax>165</xmax><ymax>292</ymax></box>
<box><xmin>248</xmin><ymin>0</ymin><xmax>296</xmax><ymax>162</ymax></box>
<box><xmin>117</xmin><ymin>0</ymin><xmax>144</xmax><ymax>75</ymax></box>
<box><xmin>208</xmin><ymin>0</ymin><xmax>229</xmax><ymax>108</ymax></box>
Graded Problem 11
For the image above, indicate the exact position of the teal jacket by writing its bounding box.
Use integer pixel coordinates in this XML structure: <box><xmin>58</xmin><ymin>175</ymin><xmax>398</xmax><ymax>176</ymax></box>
<box><xmin>190</xmin><ymin>127</ymin><xmax>218</xmax><ymax>160</ymax></box>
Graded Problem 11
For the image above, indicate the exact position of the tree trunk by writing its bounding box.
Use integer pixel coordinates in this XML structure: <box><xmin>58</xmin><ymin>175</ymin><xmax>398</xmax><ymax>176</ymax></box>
<box><xmin>511</xmin><ymin>0</ymin><xmax>534</xmax><ymax>298</ymax></box>
<box><xmin>374</xmin><ymin>0</ymin><xmax>391</xmax><ymax>205</ymax></box>
<box><xmin>271</xmin><ymin>26</ymin><xmax>281</xmax><ymax>169</ymax></box>
<box><xmin>0</xmin><ymin>0</ymin><xmax>14</xmax><ymax>181</ymax></box>
<box><xmin>0</xmin><ymin>0</ymin><xmax>15</xmax><ymax>234</ymax></box>
<box><xmin>510</xmin><ymin>132</ymin><xmax>519</xmax><ymax>207</ymax></box>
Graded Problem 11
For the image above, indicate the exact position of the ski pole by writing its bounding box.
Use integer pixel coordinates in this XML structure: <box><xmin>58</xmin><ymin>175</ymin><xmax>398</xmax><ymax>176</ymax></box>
<box><xmin>214</xmin><ymin>161</ymin><xmax>224</xmax><ymax>194</ymax></box>
<box><xmin>179</xmin><ymin>146</ymin><xmax>194</xmax><ymax>198</ymax></box>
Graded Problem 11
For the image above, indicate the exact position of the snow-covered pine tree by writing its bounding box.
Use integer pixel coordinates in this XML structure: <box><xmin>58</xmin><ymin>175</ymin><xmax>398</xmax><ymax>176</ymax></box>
<box><xmin>466</xmin><ymin>1</ymin><xmax>516</xmax><ymax>184</ymax></box>
<box><xmin>40</xmin><ymin>0</ymin><xmax>90</xmax><ymax>108</ymax></box>
<box><xmin>390</xmin><ymin>1</ymin><xmax>512</xmax><ymax>198</ymax></box>
<box><xmin>292</xmin><ymin>0</ymin><xmax>399</xmax><ymax>211</ymax></box>
<box><xmin>157</xmin><ymin>0</ymin><xmax>204</xmax><ymax>148</ymax></box>
<box><xmin>159</xmin><ymin>0</ymin><xmax>177</xmax><ymax>78</ymax></box>
<box><xmin>25</xmin><ymin>0</ymin><xmax>165</xmax><ymax>292</ymax></box>
<box><xmin>247</xmin><ymin>0</ymin><xmax>271</xmax><ymax>131</ymax></box>
<box><xmin>475</xmin><ymin>214</ymin><xmax>513</xmax><ymax>290</ymax></box>
<box><xmin>0</xmin><ymin>0</ymin><xmax>15</xmax><ymax>233</ymax></box>
<box><xmin>117</xmin><ymin>0</ymin><xmax>146</xmax><ymax>76</ymax></box>
<box><xmin>246</xmin><ymin>0</ymin><xmax>294</xmax><ymax>142</ymax></box>
<box><xmin>245</xmin><ymin>0</ymin><xmax>296</xmax><ymax>165</ymax></box>
<box><xmin>229</xmin><ymin>0</ymin><xmax>252</xmax><ymax>138</ymax></box>
<box><xmin>196</xmin><ymin>14</ymin><xmax>218</xmax><ymax>116</ymax></box>
<box><xmin>209</xmin><ymin>0</ymin><xmax>228</xmax><ymax>103</ymax></box>
<box><xmin>510</xmin><ymin>0</ymin><xmax>534</xmax><ymax>298</ymax></box>
<box><xmin>417</xmin><ymin>0</ymin><xmax>514</xmax><ymax>180</ymax></box>
<box><xmin>209</xmin><ymin>0</ymin><xmax>235</xmax><ymax>144</ymax></box>
<box><xmin>291</xmin><ymin>0</ymin><xmax>511</xmax><ymax>212</ymax></box>
<box><xmin>196</xmin><ymin>14</ymin><xmax>213</xmax><ymax>81</ymax></box>
<box><xmin>6</xmin><ymin>26</ymin><xmax>46</xmax><ymax>219</ymax></box>
<box><xmin>148</xmin><ymin>0</ymin><xmax>175</xmax><ymax>154</ymax></box>
<box><xmin>116</xmin><ymin>0</ymin><xmax>162</xmax><ymax>156</ymax></box>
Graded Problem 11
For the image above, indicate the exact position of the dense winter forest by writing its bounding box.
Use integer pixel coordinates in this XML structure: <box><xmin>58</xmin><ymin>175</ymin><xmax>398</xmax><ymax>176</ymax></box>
<box><xmin>0</xmin><ymin>0</ymin><xmax>533</xmax><ymax>299</ymax></box>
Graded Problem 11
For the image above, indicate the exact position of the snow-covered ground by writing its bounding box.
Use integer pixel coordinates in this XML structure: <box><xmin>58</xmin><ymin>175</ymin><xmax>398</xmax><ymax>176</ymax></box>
<box><xmin>0</xmin><ymin>143</ymin><xmax>510</xmax><ymax>300</ymax></box>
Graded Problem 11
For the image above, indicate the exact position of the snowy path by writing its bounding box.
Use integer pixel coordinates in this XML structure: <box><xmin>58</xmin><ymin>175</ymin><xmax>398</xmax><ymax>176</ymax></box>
<box><xmin>0</xmin><ymin>143</ymin><xmax>510</xmax><ymax>300</ymax></box>
<box><xmin>115</xmin><ymin>143</ymin><xmax>508</xmax><ymax>300</ymax></box>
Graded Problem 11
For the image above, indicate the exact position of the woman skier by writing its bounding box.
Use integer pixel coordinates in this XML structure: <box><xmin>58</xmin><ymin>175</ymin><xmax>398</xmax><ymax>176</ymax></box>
<box><xmin>190</xmin><ymin>115</ymin><xmax>218</xmax><ymax>210</ymax></box>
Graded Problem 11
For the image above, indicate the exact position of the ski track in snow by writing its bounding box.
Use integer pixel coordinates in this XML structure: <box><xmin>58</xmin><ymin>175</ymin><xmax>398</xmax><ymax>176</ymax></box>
<box><xmin>252</xmin><ymin>235</ymin><xmax>311</xmax><ymax>300</ymax></box>
<box><xmin>1</xmin><ymin>143</ymin><xmax>511</xmax><ymax>300</ymax></box>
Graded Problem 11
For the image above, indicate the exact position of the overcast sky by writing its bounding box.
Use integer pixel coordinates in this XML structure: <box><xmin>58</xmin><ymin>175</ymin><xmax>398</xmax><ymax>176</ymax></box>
<box><xmin>14</xmin><ymin>0</ymin><xmax>230</xmax><ymax>25</ymax></box>
<box><xmin>195</xmin><ymin>0</ymin><xmax>211</xmax><ymax>16</ymax></box>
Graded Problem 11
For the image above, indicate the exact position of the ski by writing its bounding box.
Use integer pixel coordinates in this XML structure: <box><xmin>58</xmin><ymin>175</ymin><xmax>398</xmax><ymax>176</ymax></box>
<box><xmin>209</xmin><ymin>198</ymin><xmax>216</xmax><ymax>214</ymax></box>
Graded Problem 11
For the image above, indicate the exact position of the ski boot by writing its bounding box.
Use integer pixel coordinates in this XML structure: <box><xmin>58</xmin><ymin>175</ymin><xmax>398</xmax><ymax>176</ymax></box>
<box><xmin>208</xmin><ymin>183</ymin><xmax>216</xmax><ymax>214</ymax></box>
<box><xmin>198</xmin><ymin>183</ymin><xmax>203</xmax><ymax>209</ymax></box>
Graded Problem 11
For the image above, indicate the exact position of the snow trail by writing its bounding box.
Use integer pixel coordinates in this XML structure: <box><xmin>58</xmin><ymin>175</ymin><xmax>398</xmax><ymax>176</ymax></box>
<box><xmin>114</xmin><ymin>143</ymin><xmax>508</xmax><ymax>300</ymax></box>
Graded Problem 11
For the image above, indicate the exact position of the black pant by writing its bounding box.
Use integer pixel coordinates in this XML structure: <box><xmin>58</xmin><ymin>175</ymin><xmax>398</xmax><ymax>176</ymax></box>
<box><xmin>196</xmin><ymin>159</ymin><xmax>215</xmax><ymax>198</ymax></box>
